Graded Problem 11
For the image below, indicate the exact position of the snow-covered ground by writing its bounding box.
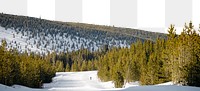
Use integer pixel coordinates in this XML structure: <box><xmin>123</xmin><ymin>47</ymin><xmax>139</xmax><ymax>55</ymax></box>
<box><xmin>43</xmin><ymin>71</ymin><xmax>115</xmax><ymax>91</ymax></box>
<box><xmin>1</xmin><ymin>71</ymin><xmax>200</xmax><ymax>91</ymax></box>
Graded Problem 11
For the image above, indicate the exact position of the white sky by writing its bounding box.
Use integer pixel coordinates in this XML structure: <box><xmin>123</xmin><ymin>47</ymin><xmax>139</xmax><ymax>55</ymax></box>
<box><xmin>137</xmin><ymin>0</ymin><xmax>165</xmax><ymax>28</ymax></box>
<box><xmin>0</xmin><ymin>0</ymin><xmax>200</xmax><ymax>34</ymax></box>
<box><xmin>0</xmin><ymin>0</ymin><xmax>27</xmax><ymax>16</ymax></box>
<box><xmin>193</xmin><ymin>0</ymin><xmax>200</xmax><ymax>28</ymax></box>
<box><xmin>27</xmin><ymin>0</ymin><xmax>55</xmax><ymax>20</ymax></box>
<box><xmin>82</xmin><ymin>0</ymin><xmax>110</xmax><ymax>25</ymax></box>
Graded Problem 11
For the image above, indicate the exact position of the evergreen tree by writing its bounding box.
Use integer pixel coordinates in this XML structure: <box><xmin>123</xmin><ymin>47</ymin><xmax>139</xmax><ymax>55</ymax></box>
<box><xmin>81</xmin><ymin>61</ymin><xmax>87</xmax><ymax>71</ymax></box>
<box><xmin>65</xmin><ymin>63</ymin><xmax>71</xmax><ymax>72</ymax></box>
<box><xmin>55</xmin><ymin>61</ymin><xmax>64</xmax><ymax>72</ymax></box>
<box><xmin>113</xmin><ymin>71</ymin><xmax>124</xmax><ymax>88</ymax></box>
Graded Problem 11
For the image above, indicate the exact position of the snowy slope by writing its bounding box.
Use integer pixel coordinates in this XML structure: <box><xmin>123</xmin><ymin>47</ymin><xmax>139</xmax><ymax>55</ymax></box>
<box><xmin>1</xmin><ymin>71</ymin><xmax>200</xmax><ymax>91</ymax></box>
<box><xmin>0</xmin><ymin>13</ymin><xmax>168</xmax><ymax>54</ymax></box>
<box><xmin>0</xmin><ymin>26</ymin><xmax>129</xmax><ymax>54</ymax></box>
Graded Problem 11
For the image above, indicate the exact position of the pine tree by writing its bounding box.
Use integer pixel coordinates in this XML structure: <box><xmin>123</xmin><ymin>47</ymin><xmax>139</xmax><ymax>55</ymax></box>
<box><xmin>113</xmin><ymin>71</ymin><xmax>124</xmax><ymax>88</ymax></box>
<box><xmin>65</xmin><ymin>63</ymin><xmax>71</xmax><ymax>72</ymax></box>
<box><xmin>165</xmin><ymin>24</ymin><xmax>178</xmax><ymax>84</ymax></box>
<box><xmin>71</xmin><ymin>61</ymin><xmax>78</xmax><ymax>72</ymax></box>
<box><xmin>55</xmin><ymin>61</ymin><xmax>64</xmax><ymax>72</ymax></box>
<box><xmin>81</xmin><ymin>61</ymin><xmax>87</xmax><ymax>71</ymax></box>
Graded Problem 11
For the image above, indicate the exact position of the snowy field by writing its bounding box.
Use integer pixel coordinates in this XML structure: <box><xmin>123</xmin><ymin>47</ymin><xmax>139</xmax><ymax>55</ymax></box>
<box><xmin>1</xmin><ymin>71</ymin><xmax>200</xmax><ymax>91</ymax></box>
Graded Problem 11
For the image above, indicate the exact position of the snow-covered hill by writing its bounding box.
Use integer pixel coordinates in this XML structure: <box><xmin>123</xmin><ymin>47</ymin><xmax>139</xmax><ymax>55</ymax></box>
<box><xmin>1</xmin><ymin>71</ymin><xmax>200</xmax><ymax>91</ymax></box>
<box><xmin>0</xmin><ymin>26</ymin><xmax>128</xmax><ymax>54</ymax></box>
<box><xmin>0</xmin><ymin>13</ymin><xmax>167</xmax><ymax>54</ymax></box>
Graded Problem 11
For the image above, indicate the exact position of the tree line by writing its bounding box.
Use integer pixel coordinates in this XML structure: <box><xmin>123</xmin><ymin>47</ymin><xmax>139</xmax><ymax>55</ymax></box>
<box><xmin>45</xmin><ymin>48</ymin><xmax>102</xmax><ymax>72</ymax></box>
<box><xmin>0</xmin><ymin>13</ymin><xmax>112</xmax><ymax>88</ymax></box>
<box><xmin>0</xmin><ymin>40</ymin><xmax>56</xmax><ymax>88</ymax></box>
<box><xmin>97</xmin><ymin>22</ymin><xmax>200</xmax><ymax>88</ymax></box>
<box><xmin>0</xmin><ymin>40</ymin><xmax>106</xmax><ymax>88</ymax></box>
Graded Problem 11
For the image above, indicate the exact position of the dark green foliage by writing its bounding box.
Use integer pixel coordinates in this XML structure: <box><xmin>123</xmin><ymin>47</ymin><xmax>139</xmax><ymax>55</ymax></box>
<box><xmin>164</xmin><ymin>22</ymin><xmax>200</xmax><ymax>86</ymax></box>
<box><xmin>97</xmin><ymin>39</ymin><xmax>168</xmax><ymax>87</ymax></box>
<box><xmin>187</xmin><ymin>61</ymin><xmax>200</xmax><ymax>86</ymax></box>
<box><xmin>0</xmin><ymin>41</ymin><xmax>56</xmax><ymax>88</ymax></box>
<box><xmin>46</xmin><ymin>48</ymin><xmax>100</xmax><ymax>72</ymax></box>
<box><xmin>97</xmin><ymin>22</ymin><xmax>200</xmax><ymax>87</ymax></box>
<box><xmin>113</xmin><ymin>71</ymin><xmax>124</xmax><ymax>88</ymax></box>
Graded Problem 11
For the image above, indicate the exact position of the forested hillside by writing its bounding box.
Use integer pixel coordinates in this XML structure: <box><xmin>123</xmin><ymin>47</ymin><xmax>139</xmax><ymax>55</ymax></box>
<box><xmin>97</xmin><ymin>22</ymin><xmax>200</xmax><ymax>88</ymax></box>
<box><xmin>2</xmin><ymin>13</ymin><xmax>199</xmax><ymax>89</ymax></box>
<box><xmin>0</xmin><ymin>13</ymin><xmax>166</xmax><ymax>54</ymax></box>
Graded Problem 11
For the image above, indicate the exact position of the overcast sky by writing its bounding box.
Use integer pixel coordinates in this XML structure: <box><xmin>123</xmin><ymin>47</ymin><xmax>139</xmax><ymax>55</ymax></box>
<box><xmin>0</xmin><ymin>0</ymin><xmax>200</xmax><ymax>34</ymax></box>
